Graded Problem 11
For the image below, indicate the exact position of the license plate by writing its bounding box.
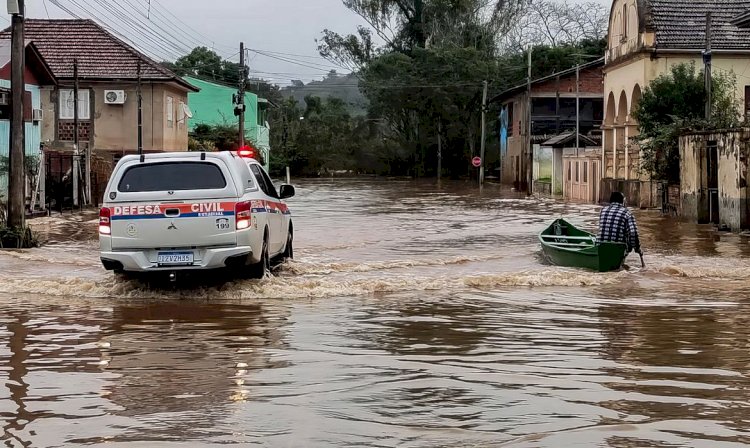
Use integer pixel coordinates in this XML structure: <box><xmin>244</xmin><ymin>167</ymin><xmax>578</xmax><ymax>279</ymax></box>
<box><xmin>157</xmin><ymin>252</ymin><xmax>194</xmax><ymax>265</ymax></box>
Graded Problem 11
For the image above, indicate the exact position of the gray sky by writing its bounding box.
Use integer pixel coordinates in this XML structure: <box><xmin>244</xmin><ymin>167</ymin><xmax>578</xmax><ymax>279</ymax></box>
<box><xmin>15</xmin><ymin>0</ymin><xmax>612</xmax><ymax>86</ymax></box>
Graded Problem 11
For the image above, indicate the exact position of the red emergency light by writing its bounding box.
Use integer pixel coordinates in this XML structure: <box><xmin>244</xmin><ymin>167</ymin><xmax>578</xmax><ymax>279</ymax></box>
<box><xmin>237</xmin><ymin>145</ymin><xmax>256</xmax><ymax>159</ymax></box>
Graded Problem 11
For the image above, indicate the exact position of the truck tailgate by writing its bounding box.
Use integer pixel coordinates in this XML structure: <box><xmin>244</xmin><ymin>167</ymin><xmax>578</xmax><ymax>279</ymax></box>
<box><xmin>109</xmin><ymin>200</ymin><xmax>237</xmax><ymax>250</ymax></box>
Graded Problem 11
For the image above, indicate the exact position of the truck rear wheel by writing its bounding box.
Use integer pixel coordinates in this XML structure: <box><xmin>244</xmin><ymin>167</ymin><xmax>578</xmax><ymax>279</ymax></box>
<box><xmin>248</xmin><ymin>233</ymin><xmax>270</xmax><ymax>279</ymax></box>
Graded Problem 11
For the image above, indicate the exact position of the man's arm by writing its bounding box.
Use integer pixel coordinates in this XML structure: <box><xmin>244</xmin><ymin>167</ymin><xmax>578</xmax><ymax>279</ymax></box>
<box><xmin>627</xmin><ymin>213</ymin><xmax>641</xmax><ymax>253</ymax></box>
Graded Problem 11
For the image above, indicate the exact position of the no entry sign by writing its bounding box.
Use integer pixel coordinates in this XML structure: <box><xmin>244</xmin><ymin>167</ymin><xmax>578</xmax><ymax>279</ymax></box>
<box><xmin>472</xmin><ymin>156</ymin><xmax>482</xmax><ymax>168</ymax></box>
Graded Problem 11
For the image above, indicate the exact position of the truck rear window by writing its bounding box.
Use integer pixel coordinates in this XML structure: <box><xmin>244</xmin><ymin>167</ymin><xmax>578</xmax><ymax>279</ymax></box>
<box><xmin>117</xmin><ymin>162</ymin><xmax>227</xmax><ymax>192</ymax></box>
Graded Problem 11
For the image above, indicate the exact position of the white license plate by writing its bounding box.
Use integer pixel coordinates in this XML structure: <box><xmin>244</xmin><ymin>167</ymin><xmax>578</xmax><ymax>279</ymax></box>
<box><xmin>157</xmin><ymin>252</ymin><xmax>194</xmax><ymax>265</ymax></box>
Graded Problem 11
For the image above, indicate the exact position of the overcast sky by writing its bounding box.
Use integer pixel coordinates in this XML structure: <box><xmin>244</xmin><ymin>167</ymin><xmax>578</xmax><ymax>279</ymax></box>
<box><xmin>11</xmin><ymin>0</ymin><xmax>611</xmax><ymax>85</ymax></box>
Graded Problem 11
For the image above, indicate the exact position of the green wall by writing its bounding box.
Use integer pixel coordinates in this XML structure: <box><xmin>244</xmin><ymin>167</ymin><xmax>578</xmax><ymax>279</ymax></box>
<box><xmin>184</xmin><ymin>76</ymin><xmax>270</xmax><ymax>167</ymax></box>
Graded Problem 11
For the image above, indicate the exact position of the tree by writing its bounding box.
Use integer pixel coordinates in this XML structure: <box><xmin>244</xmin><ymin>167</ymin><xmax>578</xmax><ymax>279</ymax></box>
<box><xmin>502</xmin><ymin>0</ymin><xmax>609</xmax><ymax>52</ymax></box>
<box><xmin>632</xmin><ymin>63</ymin><xmax>741</xmax><ymax>183</ymax></box>
<box><xmin>164</xmin><ymin>47</ymin><xmax>246</xmax><ymax>85</ymax></box>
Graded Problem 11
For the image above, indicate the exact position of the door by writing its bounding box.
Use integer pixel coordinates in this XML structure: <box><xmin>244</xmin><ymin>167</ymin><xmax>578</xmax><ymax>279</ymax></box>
<box><xmin>707</xmin><ymin>141</ymin><xmax>719</xmax><ymax>225</ymax></box>
<box><xmin>249</xmin><ymin>164</ymin><xmax>284</xmax><ymax>254</ymax></box>
<box><xmin>592</xmin><ymin>161</ymin><xmax>599</xmax><ymax>203</ymax></box>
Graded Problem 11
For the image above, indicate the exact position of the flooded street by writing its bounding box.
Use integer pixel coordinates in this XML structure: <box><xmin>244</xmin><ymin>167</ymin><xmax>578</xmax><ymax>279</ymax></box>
<box><xmin>3</xmin><ymin>178</ymin><xmax>750</xmax><ymax>447</ymax></box>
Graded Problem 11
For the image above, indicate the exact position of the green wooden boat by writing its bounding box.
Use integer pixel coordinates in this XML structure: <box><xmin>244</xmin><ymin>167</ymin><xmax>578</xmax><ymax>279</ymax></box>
<box><xmin>539</xmin><ymin>218</ymin><xmax>628</xmax><ymax>272</ymax></box>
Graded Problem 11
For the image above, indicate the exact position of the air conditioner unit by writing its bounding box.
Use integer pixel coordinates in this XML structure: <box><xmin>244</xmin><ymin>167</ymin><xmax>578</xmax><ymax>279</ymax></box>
<box><xmin>104</xmin><ymin>90</ymin><xmax>126</xmax><ymax>105</ymax></box>
<box><xmin>32</xmin><ymin>108</ymin><xmax>43</xmax><ymax>122</ymax></box>
<box><xmin>0</xmin><ymin>92</ymin><xmax>9</xmax><ymax>106</ymax></box>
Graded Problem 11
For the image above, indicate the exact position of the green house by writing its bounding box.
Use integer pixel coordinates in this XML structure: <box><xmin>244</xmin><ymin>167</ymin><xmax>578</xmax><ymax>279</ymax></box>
<box><xmin>184</xmin><ymin>76</ymin><xmax>270</xmax><ymax>169</ymax></box>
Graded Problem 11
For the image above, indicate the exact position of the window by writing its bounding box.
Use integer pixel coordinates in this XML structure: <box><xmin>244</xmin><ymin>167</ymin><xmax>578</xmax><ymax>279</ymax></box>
<box><xmin>166</xmin><ymin>96</ymin><xmax>174</xmax><ymax>128</ymax></box>
<box><xmin>178</xmin><ymin>100</ymin><xmax>186</xmax><ymax>128</ymax></box>
<box><xmin>622</xmin><ymin>4</ymin><xmax>628</xmax><ymax>41</ymax></box>
<box><xmin>507</xmin><ymin>102</ymin><xmax>515</xmax><ymax>136</ymax></box>
<box><xmin>117</xmin><ymin>162</ymin><xmax>226</xmax><ymax>192</ymax></box>
<box><xmin>59</xmin><ymin>89</ymin><xmax>90</xmax><ymax>120</ymax></box>
<box><xmin>745</xmin><ymin>86</ymin><xmax>750</xmax><ymax>121</ymax></box>
<box><xmin>575</xmin><ymin>162</ymin><xmax>580</xmax><ymax>182</ymax></box>
<box><xmin>568</xmin><ymin>162</ymin><xmax>572</xmax><ymax>181</ymax></box>
<box><xmin>628</xmin><ymin>5</ymin><xmax>638</xmax><ymax>38</ymax></box>
<box><xmin>249</xmin><ymin>164</ymin><xmax>278</xmax><ymax>199</ymax></box>
<box><xmin>584</xmin><ymin>162</ymin><xmax>590</xmax><ymax>183</ymax></box>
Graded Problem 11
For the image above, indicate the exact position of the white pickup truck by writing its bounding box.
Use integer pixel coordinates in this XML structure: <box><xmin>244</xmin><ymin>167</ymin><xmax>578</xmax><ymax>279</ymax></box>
<box><xmin>98</xmin><ymin>151</ymin><xmax>294</xmax><ymax>279</ymax></box>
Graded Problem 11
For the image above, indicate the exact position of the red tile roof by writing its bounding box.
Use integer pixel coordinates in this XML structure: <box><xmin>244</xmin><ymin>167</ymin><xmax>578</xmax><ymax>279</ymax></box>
<box><xmin>0</xmin><ymin>19</ymin><xmax>196</xmax><ymax>91</ymax></box>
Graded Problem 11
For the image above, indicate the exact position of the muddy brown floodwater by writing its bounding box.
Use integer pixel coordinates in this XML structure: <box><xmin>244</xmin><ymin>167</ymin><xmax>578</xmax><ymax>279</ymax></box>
<box><xmin>2</xmin><ymin>178</ymin><xmax>750</xmax><ymax>447</ymax></box>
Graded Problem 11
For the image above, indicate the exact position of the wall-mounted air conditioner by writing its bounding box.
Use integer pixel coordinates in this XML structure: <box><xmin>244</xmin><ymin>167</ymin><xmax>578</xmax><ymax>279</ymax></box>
<box><xmin>104</xmin><ymin>90</ymin><xmax>126</xmax><ymax>105</ymax></box>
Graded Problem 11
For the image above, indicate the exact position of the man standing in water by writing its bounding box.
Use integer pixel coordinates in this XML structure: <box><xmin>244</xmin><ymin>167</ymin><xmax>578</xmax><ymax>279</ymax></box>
<box><xmin>598</xmin><ymin>192</ymin><xmax>642</xmax><ymax>255</ymax></box>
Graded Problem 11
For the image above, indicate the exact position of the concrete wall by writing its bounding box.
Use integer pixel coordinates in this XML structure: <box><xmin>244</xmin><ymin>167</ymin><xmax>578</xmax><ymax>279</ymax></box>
<box><xmin>680</xmin><ymin>129</ymin><xmax>750</xmax><ymax>231</ymax></box>
<box><xmin>679</xmin><ymin>134</ymin><xmax>703</xmax><ymax>223</ymax></box>
<box><xmin>501</xmin><ymin>96</ymin><xmax>527</xmax><ymax>189</ymax></box>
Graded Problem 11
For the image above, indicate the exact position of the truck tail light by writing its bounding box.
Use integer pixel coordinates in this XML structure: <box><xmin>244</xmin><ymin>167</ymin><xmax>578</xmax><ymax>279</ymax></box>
<box><xmin>99</xmin><ymin>207</ymin><xmax>112</xmax><ymax>235</ymax></box>
<box><xmin>235</xmin><ymin>201</ymin><xmax>252</xmax><ymax>230</ymax></box>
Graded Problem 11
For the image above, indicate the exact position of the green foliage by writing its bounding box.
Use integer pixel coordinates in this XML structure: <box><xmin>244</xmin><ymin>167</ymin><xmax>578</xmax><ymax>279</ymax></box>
<box><xmin>313</xmin><ymin>0</ymin><xmax>607</xmax><ymax>178</ymax></box>
<box><xmin>163</xmin><ymin>47</ymin><xmax>245</xmax><ymax>85</ymax></box>
<box><xmin>0</xmin><ymin>226</ymin><xmax>38</xmax><ymax>248</ymax></box>
<box><xmin>269</xmin><ymin>96</ymin><xmax>389</xmax><ymax>177</ymax></box>
<box><xmin>0</xmin><ymin>199</ymin><xmax>37</xmax><ymax>248</ymax></box>
<box><xmin>189</xmin><ymin>124</ymin><xmax>263</xmax><ymax>165</ymax></box>
<box><xmin>281</xmin><ymin>72</ymin><xmax>367</xmax><ymax>116</ymax></box>
<box><xmin>632</xmin><ymin>63</ymin><xmax>741</xmax><ymax>183</ymax></box>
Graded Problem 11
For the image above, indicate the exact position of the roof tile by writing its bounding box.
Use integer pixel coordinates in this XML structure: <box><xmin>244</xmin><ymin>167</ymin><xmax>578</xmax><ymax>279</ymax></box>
<box><xmin>0</xmin><ymin>19</ymin><xmax>189</xmax><ymax>85</ymax></box>
<box><xmin>648</xmin><ymin>0</ymin><xmax>750</xmax><ymax>49</ymax></box>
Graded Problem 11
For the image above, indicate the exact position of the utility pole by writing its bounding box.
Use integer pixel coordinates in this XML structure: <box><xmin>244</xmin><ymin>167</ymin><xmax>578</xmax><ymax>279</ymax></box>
<box><xmin>526</xmin><ymin>46</ymin><xmax>533</xmax><ymax>195</ymax></box>
<box><xmin>576</xmin><ymin>62</ymin><xmax>581</xmax><ymax>157</ymax></box>
<box><xmin>137</xmin><ymin>59</ymin><xmax>143</xmax><ymax>155</ymax></box>
<box><xmin>704</xmin><ymin>12</ymin><xmax>712</xmax><ymax>120</ymax></box>
<box><xmin>82</xmin><ymin>62</ymin><xmax>90</xmax><ymax>205</ymax></box>
<box><xmin>479</xmin><ymin>80</ymin><xmax>488</xmax><ymax>186</ymax></box>
<box><xmin>72</xmin><ymin>59</ymin><xmax>79</xmax><ymax>207</ymax></box>
<box><xmin>238</xmin><ymin>42</ymin><xmax>246</xmax><ymax>147</ymax></box>
<box><xmin>437</xmin><ymin>118</ymin><xmax>442</xmax><ymax>182</ymax></box>
<box><xmin>8</xmin><ymin>0</ymin><xmax>25</xmax><ymax>229</ymax></box>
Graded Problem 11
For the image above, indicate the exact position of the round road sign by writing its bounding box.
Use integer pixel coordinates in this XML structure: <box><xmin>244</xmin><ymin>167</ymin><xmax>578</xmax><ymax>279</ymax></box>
<box><xmin>472</xmin><ymin>156</ymin><xmax>482</xmax><ymax>168</ymax></box>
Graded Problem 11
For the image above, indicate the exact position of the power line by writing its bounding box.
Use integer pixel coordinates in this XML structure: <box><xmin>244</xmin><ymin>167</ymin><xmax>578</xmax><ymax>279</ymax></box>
<box><xmin>51</xmin><ymin>0</ymin><xmax>185</xmax><ymax>61</ymax></box>
<box><xmin>147</xmin><ymin>0</ymin><xmax>236</xmax><ymax>53</ymax></box>
<box><xmin>84</xmin><ymin>0</ymin><xmax>193</xmax><ymax>57</ymax></box>
<box><xmin>249</xmin><ymin>49</ymin><xmax>343</xmax><ymax>73</ymax></box>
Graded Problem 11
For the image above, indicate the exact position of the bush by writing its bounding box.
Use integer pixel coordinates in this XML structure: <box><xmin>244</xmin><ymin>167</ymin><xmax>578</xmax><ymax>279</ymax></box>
<box><xmin>0</xmin><ymin>226</ymin><xmax>38</xmax><ymax>248</ymax></box>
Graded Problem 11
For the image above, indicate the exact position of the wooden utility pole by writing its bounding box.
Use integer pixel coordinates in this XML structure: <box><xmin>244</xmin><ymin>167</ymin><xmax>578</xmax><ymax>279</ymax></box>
<box><xmin>526</xmin><ymin>46</ymin><xmax>533</xmax><ymax>195</ymax></box>
<box><xmin>238</xmin><ymin>42</ymin><xmax>246</xmax><ymax>147</ymax></box>
<box><xmin>704</xmin><ymin>12</ymin><xmax>712</xmax><ymax>120</ymax></box>
<box><xmin>437</xmin><ymin>118</ymin><xmax>442</xmax><ymax>181</ymax></box>
<box><xmin>73</xmin><ymin>59</ymin><xmax>80</xmax><ymax>207</ymax></box>
<box><xmin>8</xmin><ymin>0</ymin><xmax>25</xmax><ymax>229</ymax></box>
<box><xmin>137</xmin><ymin>59</ymin><xmax>143</xmax><ymax>154</ymax></box>
<box><xmin>479</xmin><ymin>80</ymin><xmax>488</xmax><ymax>186</ymax></box>
<box><xmin>576</xmin><ymin>63</ymin><xmax>581</xmax><ymax>157</ymax></box>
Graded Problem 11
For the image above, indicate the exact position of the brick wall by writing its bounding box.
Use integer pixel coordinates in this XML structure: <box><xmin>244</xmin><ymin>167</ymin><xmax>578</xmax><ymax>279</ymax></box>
<box><xmin>533</xmin><ymin>67</ymin><xmax>604</xmax><ymax>95</ymax></box>
<box><xmin>57</xmin><ymin>120</ymin><xmax>92</xmax><ymax>142</ymax></box>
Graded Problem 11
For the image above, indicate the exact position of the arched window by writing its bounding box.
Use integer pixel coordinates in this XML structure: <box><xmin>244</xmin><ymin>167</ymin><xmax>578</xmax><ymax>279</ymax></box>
<box><xmin>611</xmin><ymin>12</ymin><xmax>623</xmax><ymax>47</ymax></box>
<box><xmin>628</xmin><ymin>4</ymin><xmax>638</xmax><ymax>39</ymax></box>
